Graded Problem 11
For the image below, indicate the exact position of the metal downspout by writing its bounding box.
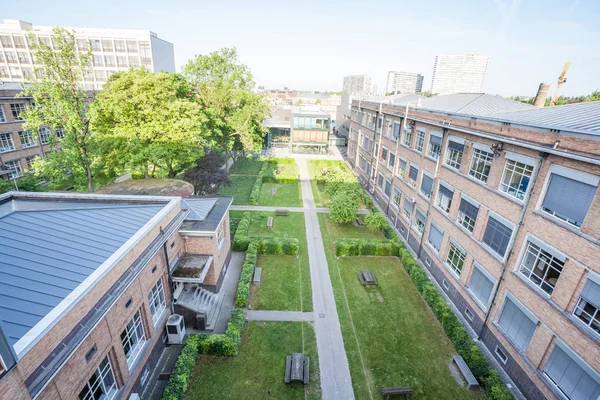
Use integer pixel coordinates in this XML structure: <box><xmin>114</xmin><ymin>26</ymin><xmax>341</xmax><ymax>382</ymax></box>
<box><xmin>162</xmin><ymin>230</ymin><xmax>175</xmax><ymax>314</ymax></box>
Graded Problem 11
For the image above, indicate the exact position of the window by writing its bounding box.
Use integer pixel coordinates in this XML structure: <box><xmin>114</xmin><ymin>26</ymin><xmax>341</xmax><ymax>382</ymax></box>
<box><xmin>10</xmin><ymin>103</ymin><xmax>26</xmax><ymax>120</ymax></box>
<box><xmin>5</xmin><ymin>51</ymin><xmax>17</xmax><ymax>64</ymax></box>
<box><xmin>428</xmin><ymin>223</ymin><xmax>443</xmax><ymax>252</ymax></box>
<box><xmin>542</xmin><ymin>172</ymin><xmax>597</xmax><ymax>228</ymax></box>
<box><xmin>442</xmin><ymin>279</ymin><xmax>450</xmax><ymax>290</ymax></box>
<box><xmin>93</xmin><ymin>54</ymin><xmax>104</xmax><ymax>66</ymax></box>
<box><xmin>384</xmin><ymin>179</ymin><xmax>392</xmax><ymax>197</ymax></box>
<box><xmin>0</xmin><ymin>133</ymin><xmax>15</xmax><ymax>153</ymax></box>
<box><xmin>414</xmin><ymin>209</ymin><xmax>426</xmax><ymax>235</ymax></box>
<box><xmin>0</xmin><ymin>66</ymin><xmax>6</xmax><ymax>79</ymax></box>
<box><xmin>464</xmin><ymin>308</ymin><xmax>474</xmax><ymax>321</ymax></box>
<box><xmin>117</xmin><ymin>55</ymin><xmax>128</xmax><ymax>68</ymax></box>
<box><xmin>518</xmin><ymin>239</ymin><xmax>564</xmax><ymax>295</ymax></box>
<box><xmin>574</xmin><ymin>278</ymin><xmax>600</xmax><ymax>336</ymax></box>
<box><xmin>0</xmin><ymin>35</ymin><xmax>13</xmax><ymax>48</ymax></box>
<box><xmin>139</xmin><ymin>41</ymin><xmax>152</xmax><ymax>65</ymax></box>
<box><xmin>499</xmin><ymin>159</ymin><xmax>534</xmax><ymax>201</ymax></box>
<box><xmin>446</xmin><ymin>242</ymin><xmax>466</xmax><ymax>275</ymax></box>
<box><xmin>498</xmin><ymin>295</ymin><xmax>537</xmax><ymax>351</ymax></box>
<box><xmin>38</xmin><ymin>127</ymin><xmax>51</xmax><ymax>144</ymax></box>
<box><xmin>420</xmin><ymin>173</ymin><xmax>433</xmax><ymax>199</ymax></box>
<box><xmin>367</xmin><ymin>113</ymin><xmax>372</xmax><ymax>128</ymax></box>
<box><xmin>457</xmin><ymin>197</ymin><xmax>478</xmax><ymax>232</ymax></box>
<box><xmin>408</xmin><ymin>165</ymin><xmax>418</xmax><ymax>187</ymax></box>
<box><xmin>482</xmin><ymin>215</ymin><xmax>512</xmax><ymax>257</ymax></box>
<box><xmin>468</xmin><ymin>264</ymin><xmax>494</xmax><ymax>307</ymax></box>
<box><xmin>428</xmin><ymin>133</ymin><xmax>442</xmax><ymax>159</ymax></box>
<box><xmin>543</xmin><ymin>344</ymin><xmax>600</xmax><ymax>400</ymax></box>
<box><xmin>388</xmin><ymin>152</ymin><xmax>395</xmax><ymax>169</ymax></box>
<box><xmin>94</xmin><ymin>70</ymin><xmax>107</xmax><ymax>81</ymax></box>
<box><xmin>120</xmin><ymin>311</ymin><xmax>146</xmax><ymax>369</ymax></box>
<box><xmin>90</xmin><ymin>39</ymin><xmax>101</xmax><ymax>52</ymax></box>
<box><xmin>148</xmin><ymin>279</ymin><xmax>166</xmax><ymax>325</ymax></box>
<box><xmin>78</xmin><ymin>356</ymin><xmax>117</xmax><ymax>400</ymax></box>
<box><xmin>12</xmin><ymin>36</ymin><xmax>26</xmax><ymax>49</ymax></box>
<box><xmin>393</xmin><ymin>188</ymin><xmax>402</xmax><ymax>208</ymax></box>
<box><xmin>217</xmin><ymin>222</ymin><xmax>226</xmax><ymax>247</ymax></box>
<box><xmin>126</xmin><ymin>40</ymin><xmax>138</xmax><ymax>52</ymax></box>
<box><xmin>495</xmin><ymin>347</ymin><xmax>508</xmax><ymax>364</ymax></box>
<box><xmin>377</xmin><ymin>116</ymin><xmax>383</xmax><ymax>133</ymax></box>
<box><xmin>469</xmin><ymin>148</ymin><xmax>493</xmax><ymax>183</ymax></box>
<box><xmin>0</xmin><ymin>106</ymin><xmax>5</xmax><ymax>123</ymax></box>
<box><xmin>381</xmin><ymin>147</ymin><xmax>388</xmax><ymax>162</ymax></box>
<box><xmin>19</xmin><ymin>131</ymin><xmax>36</xmax><ymax>148</ymax></box>
<box><xmin>102</xmin><ymin>39</ymin><xmax>114</xmax><ymax>52</ymax></box>
<box><xmin>385</xmin><ymin>119</ymin><xmax>392</xmax><ymax>137</ymax></box>
<box><xmin>55</xmin><ymin>126</ymin><xmax>64</xmax><ymax>138</ymax></box>
<box><xmin>415</xmin><ymin>130</ymin><xmax>425</xmax><ymax>152</ymax></box>
<box><xmin>397</xmin><ymin>158</ymin><xmax>407</xmax><ymax>180</ymax></box>
<box><xmin>114</xmin><ymin>39</ymin><xmax>126</xmax><ymax>52</ymax></box>
<box><xmin>377</xmin><ymin>173</ymin><xmax>384</xmax><ymax>188</ymax></box>
<box><xmin>403</xmin><ymin>198</ymin><xmax>413</xmax><ymax>220</ymax></box>
<box><xmin>437</xmin><ymin>183</ymin><xmax>453</xmax><ymax>213</ymax></box>
<box><xmin>17</xmin><ymin>52</ymin><xmax>30</xmax><ymax>64</ymax></box>
<box><xmin>25</xmin><ymin>156</ymin><xmax>36</xmax><ymax>171</ymax></box>
<box><xmin>361</xmin><ymin>111</ymin><xmax>366</xmax><ymax>126</ymax></box>
<box><xmin>128</xmin><ymin>56</ymin><xmax>140</xmax><ymax>68</ymax></box>
<box><xmin>393</xmin><ymin>122</ymin><xmax>401</xmax><ymax>141</ymax></box>
<box><xmin>403</xmin><ymin>127</ymin><xmax>412</xmax><ymax>147</ymax></box>
<box><xmin>105</xmin><ymin>55</ymin><xmax>116</xmax><ymax>67</ymax></box>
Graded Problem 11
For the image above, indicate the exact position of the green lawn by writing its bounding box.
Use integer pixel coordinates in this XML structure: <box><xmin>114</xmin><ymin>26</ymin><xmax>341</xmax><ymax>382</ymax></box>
<box><xmin>230</xmin><ymin>158</ymin><xmax>265</xmax><ymax>175</ymax></box>
<box><xmin>220</xmin><ymin>175</ymin><xmax>256</xmax><ymax>205</ymax></box>
<box><xmin>257</xmin><ymin>182</ymin><xmax>303</xmax><ymax>207</ymax></box>
<box><xmin>265</xmin><ymin>161</ymin><xmax>299</xmax><ymax>177</ymax></box>
<box><xmin>250</xmin><ymin>255</ymin><xmax>307</xmax><ymax>311</ymax></box>
<box><xmin>306</xmin><ymin>160</ymin><xmax>331</xmax><ymax>207</ymax></box>
<box><xmin>321</xmin><ymin>213</ymin><xmax>385</xmax><ymax>240</ymax></box>
<box><xmin>318</xmin><ymin>213</ymin><xmax>480</xmax><ymax>400</ymax></box>
<box><xmin>187</xmin><ymin>321</ymin><xmax>321</xmax><ymax>400</ymax></box>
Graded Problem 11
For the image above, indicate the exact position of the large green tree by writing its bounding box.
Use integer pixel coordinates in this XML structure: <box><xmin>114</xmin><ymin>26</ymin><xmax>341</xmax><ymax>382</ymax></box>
<box><xmin>22</xmin><ymin>27</ymin><xmax>96</xmax><ymax>191</ymax></box>
<box><xmin>90</xmin><ymin>68</ymin><xmax>207</xmax><ymax>178</ymax></box>
<box><xmin>182</xmin><ymin>48</ymin><xmax>269</xmax><ymax>165</ymax></box>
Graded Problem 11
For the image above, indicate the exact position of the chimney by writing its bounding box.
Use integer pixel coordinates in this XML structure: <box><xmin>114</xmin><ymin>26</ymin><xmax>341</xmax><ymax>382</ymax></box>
<box><xmin>533</xmin><ymin>82</ymin><xmax>551</xmax><ymax>108</ymax></box>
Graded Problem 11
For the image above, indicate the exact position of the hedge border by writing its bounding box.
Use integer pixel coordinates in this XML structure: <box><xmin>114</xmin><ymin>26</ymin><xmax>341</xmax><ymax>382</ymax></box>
<box><xmin>232</xmin><ymin>212</ymin><xmax>300</xmax><ymax>255</ymax></box>
<box><xmin>249</xmin><ymin>162</ymin><xmax>269</xmax><ymax>205</ymax></box>
<box><xmin>333</xmin><ymin>238</ymin><xmax>400</xmax><ymax>257</ymax></box>
<box><xmin>161</xmin><ymin>335</ymin><xmax>201</xmax><ymax>400</ymax></box>
<box><xmin>235</xmin><ymin>243</ymin><xmax>257</xmax><ymax>307</ymax></box>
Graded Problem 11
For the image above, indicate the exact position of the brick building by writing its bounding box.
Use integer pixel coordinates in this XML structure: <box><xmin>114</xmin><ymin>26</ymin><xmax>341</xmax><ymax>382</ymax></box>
<box><xmin>0</xmin><ymin>191</ymin><xmax>231</xmax><ymax>399</ymax></box>
<box><xmin>347</xmin><ymin>96</ymin><xmax>600</xmax><ymax>400</ymax></box>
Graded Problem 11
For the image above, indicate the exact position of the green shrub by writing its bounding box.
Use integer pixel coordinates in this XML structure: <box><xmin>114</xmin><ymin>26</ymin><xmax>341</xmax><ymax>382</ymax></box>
<box><xmin>232</xmin><ymin>212</ymin><xmax>252</xmax><ymax>251</ymax></box>
<box><xmin>266</xmin><ymin>157</ymin><xmax>295</xmax><ymax>164</ymax></box>
<box><xmin>195</xmin><ymin>309</ymin><xmax>247</xmax><ymax>357</ymax></box>
<box><xmin>484</xmin><ymin>371</ymin><xmax>514</xmax><ymax>400</ymax></box>
<box><xmin>262</xmin><ymin>174</ymin><xmax>298</xmax><ymax>184</ymax></box>
<box><xmin>409</xmin><ymin>265</ymin><xmax>429</xmax><ymax>293</ymax></box>
<box><xmin>364</xmin><ymin>212</ymin><xmax>388</xmax><ymax>230</ymax></box>
<box><xmin>162</xmin><ymin>335</ymin><xmax>201</xmax><ymax>400</ymax></box>
<box><xmin>235</xmin><ymin>243</ymin><xmax>257</xmax><ymax>307</ymax></box>
<box><xmin>255</xmin><ymin>237</ymin><xmax>299</xmax><ymax>255</ymax></box>
<box><xmin>333</xmin><ymin>238</ymin><xmax>399</xmax><ymax>257</ymax></box>
<box><xmin>249</xmin><ymin>162</ymin><xmax>269</xmax><ymax>205</ymax></box>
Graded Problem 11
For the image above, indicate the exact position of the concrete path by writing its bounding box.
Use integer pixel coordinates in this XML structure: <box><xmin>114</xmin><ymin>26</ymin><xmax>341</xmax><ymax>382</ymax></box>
<box><xmin>245</xmin><ymin>310</ymin><xmax>315</xmax><ymax>321</ymax></box>
<box><xmin>230</xmin><ymin>205</ymin><xmax>370</xmax><ymax>214</ymax></box>
<box><xmin>298</xmin><ymin>158</ymin><xmax>355</xmax><ymax>400</ymax></box>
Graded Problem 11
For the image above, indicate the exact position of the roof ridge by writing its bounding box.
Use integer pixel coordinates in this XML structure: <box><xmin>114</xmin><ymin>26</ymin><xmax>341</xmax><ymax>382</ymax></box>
<box><xmin>454</xmin><ymin>93</ymin><xmax>486</xmax><ymax>113</ymax></box>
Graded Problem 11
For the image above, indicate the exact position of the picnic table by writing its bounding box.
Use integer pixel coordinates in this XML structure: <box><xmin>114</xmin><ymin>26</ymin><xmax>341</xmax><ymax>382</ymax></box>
<box><xmin>358</xmin><ymin>269</ymin><xmax>378</xmax><ymax>285</ymax></box>
<box><xmin>381</xmin><ymin>387</ymin><xmax>412</xmax><ymax>399</ymax></box>
<box><xmin>284</xmin><ymin>353</ymin><xmax>310</xmax><ymax>384</ymax></box>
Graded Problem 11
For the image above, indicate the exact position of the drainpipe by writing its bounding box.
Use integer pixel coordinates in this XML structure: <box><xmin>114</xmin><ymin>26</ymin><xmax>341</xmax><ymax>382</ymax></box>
<box><xmin>478</xmin><ymin>152</ymin><xmax>548</xmax><ymax>338</ymax></box>
<box><xmin>368</xmin><ymin>102</ymin><xmax>385</xmax><ymax>193</ymax></box>
<box><xmin>161</xmin><ymin>227</ymin><xmax>176</xmax><ymax>314</ymax></box>
<box><xmin>417</xmin><ymin>128</ymin><xmax>446</xmax><ymax>259</ymax></box>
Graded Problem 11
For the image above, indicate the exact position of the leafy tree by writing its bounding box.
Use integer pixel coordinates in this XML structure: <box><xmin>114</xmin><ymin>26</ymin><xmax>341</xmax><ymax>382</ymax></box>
<box><xmin>184</xmin><ymin>150</ymin><xmax>231</xmax><ymax>195</ymax></box>
<box><xmin>21</xmin><ymin>27</ymin><xmax>95</xmax><ymax>191</ymax></box>
<box><xmin>90</xmin><ymin>68</ymin><xmax>207</xmax><ymax>178</ymax></box>
<box><xmin>0</xmin><ymin>174</ymin><xmax>43</xmax><ymax>194</ymax></box>
<box><xmin>364</xmin><ymin>212</ymin><xmax>387</xmax><ymax>230</ymax></box>
<box><xmin>182</xmin><ymin>48</ymin><xmax>269</xmax><ymax>167</ymax></box>
<box><xmin>329</xmin><ymin>189</ymin><xmax>360</xmax><ymax>223</ymax></box>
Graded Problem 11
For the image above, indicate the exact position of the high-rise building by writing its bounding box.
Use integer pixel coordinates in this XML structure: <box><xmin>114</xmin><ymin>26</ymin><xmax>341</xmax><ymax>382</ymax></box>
<box><xmin>342</xmin><ymin>75</ymin><xmax>372</xmax><ymax>96</ymax></box>
<box><xmin>0</xmin><ymin>19</ymin><xmax>175</xmax><ymax>90</ymax></box>
<box><xmin>386</xmin><ymin>71</ymin><xmax>424</xmax><ymax>94</ymax></box>
<box><xmin>430</xmin><ymin>54</ymin><xmax>489</xmax><ymax>95</ymax></box>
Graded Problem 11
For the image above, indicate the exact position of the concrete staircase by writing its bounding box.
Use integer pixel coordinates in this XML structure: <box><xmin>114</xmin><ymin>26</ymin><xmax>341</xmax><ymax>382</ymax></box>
<box><xmin>180</xmin><ymin>285</ymin><xmax>224</xmax><ymax>331</ymax></box>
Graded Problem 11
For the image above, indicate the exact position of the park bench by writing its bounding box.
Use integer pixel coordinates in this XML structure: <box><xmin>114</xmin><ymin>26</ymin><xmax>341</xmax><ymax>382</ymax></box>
<box><xmin>267</xmin><ymin>216</ymin><xmax>273</xmax><ymax>229</ymax></box>
<box><xmin>356</xmin><ymin>217</ymin><xmax>365</xmax><ymax>227</ymax></box>
<box><xmin>453</xmin><ymin>356</ymin><xmax>479</xmax><ymax>389</ymax></box>
<box><xmin>272</xmin><ymin>187</ymin><xmax>277</xmax><ymax>196</ymax></box>
<box><xmin>284</xmin><ymin>353</ymin><xmax>310</xmax><ymax>384</ymax></box>
<box><xmin>275</xmin><ymin>209</ymin><xmax>289</xmax><ymax>216</ymax></box>
<box><xmin>253</xmin><ymin>267</ymin><xmax>262</xmax><ymax>283</ymax></box>
<box><xmin>381</xmin><ymin>387</ymin><xmax>412</xmax><ymax>399</ymax></box>
<box><xmin>358</xmin><ymin>269</ymin><xmax>378</xmax><ymax>285</ymax></box>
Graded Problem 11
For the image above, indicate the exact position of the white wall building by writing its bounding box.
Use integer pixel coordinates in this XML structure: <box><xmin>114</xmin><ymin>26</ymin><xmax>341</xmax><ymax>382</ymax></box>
<box><xmin>430</xmin><ymin>54</ymin><xmax>489</xmax><ymax>95</ymax></box>
<box><xmin>0</xmin><ymin>19</ymin><xmax>175</xmax><ymax>90</ymax></box>
<box><xmin>342</xmin><ymin>74</ymin><xmax>372</xmax><ymax>96</ymax></box>
<box><xmin>386</xmin><ymin>71</ymin><xmax>424</xmax><ymax>94</ymax></box>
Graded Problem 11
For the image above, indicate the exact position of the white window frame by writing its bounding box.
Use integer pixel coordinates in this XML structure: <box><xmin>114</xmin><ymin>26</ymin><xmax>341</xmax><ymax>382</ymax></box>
<box><xmin>38</xmin><ymin>127</ymin><xmax>51</xmax><ymax>144</ymax></box>
<box><xmin>517</xmin><ymin>235</ymin><xmax>565</xmax><ymax>296</ymax></box>
<box><xmin>499</xmin><ymin>153</ymin><xmax>536</xmax><ymax>201</ymax></box>
<box><xmin>0</xmin><ymin>132</ymin><xmax>15</xmax><ymax>153</ymax></box>
<box><xmin>415</xmin><ymin>130</ymin><xmax>425</xmax><ymax>152</ymax></box>
<box><xmin>419</xmin><ymin>171</ymin><xmax>434</xmax><ymax>200</ymax></box>
<box><xmin>446</xmin><ymin>241</ymin><xmax>466</xmax><ymax>276</ymax></box>
<box><xmin>393</xmin><ymin>188</ymin><xmax>402</xmax><ymax>209</ymax></box>
<box><xmin>4</xmin><ymin>160</ymin><xmax>22</xmax><ymax>179</ymax></box>
<box><xmin>10</xmin><ymin>103</ymin><xmax>26</xmax><ymax>121</ymax></box>
<box><xmin>217</xmin><ymin>222</ymin><xmax>226</xmax><ymax>248</ymax></box>
<box><xmin>397</xmin><ymin>156</ymin><xmax>407</xmax><ymax>180</ymax></box>
<box><xmin>436</xmin><ymin>182</ymin><xmax>453</xmax><ymax>214</ymax></box>
<box><xmin>18</xmin><ymin>130</ymin><xmax>36</xmax><ymax>148</ymax></box>
<box><xmin>79</xmin><ymin>356</ymin><xmax>117</xmax><ymax>400</ymax></box>
<box><xmin>403</xmin><ymin>127</ymin><xmax>412</xmax><ymax>147</ymax></box>
<box><xmin>121</xmin><ymin>310</ymin><xmax>146</xmax><ymax>369</ymax></box>
<box><xmin>457</xmin><ymin>195</ymin><xmax>478</xmax><ymax>233</ymax></box>
<box><xmin>0</xmin><ymin>106</ymin><xmax>5</xmax><ymax>123</ymax></box>
<box><xmin>469</xmin><ymin>146</ymin><xmax>494</xmax><ymax>183</ymax></box>
<box><xmin>413</xmin><ymin>208</ymin><xmax>426</xmax><ymax>236</ymax></box>
<box><xmin>467</xmin><ymin>262</ymin><xmax>496</xmax><ymax>309</ymax></box>
<box><xmin>148</xmin><ymin>278</ymin><xmax>166</xmax><ymax>325</ymax></box>
<box><xmin>428</xmin><ymin>132</ymin><xmax>442</xmax><ymax>159</ymax></box>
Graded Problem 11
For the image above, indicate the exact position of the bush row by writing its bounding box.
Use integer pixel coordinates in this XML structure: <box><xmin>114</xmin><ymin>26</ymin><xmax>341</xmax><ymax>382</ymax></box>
<box><xmin>162</xmin><ymin>334</ymin><xmax>201</xmax><ymax>400</ymax></box>
<box><xmin>232</xmin><ymin>213</ymin><xmax>300</xmax><ymax>255</ymax></box>
<box><xmin>266</xmin><ymin>157</ymin><xmax>295</xmax><ymax>165</ymax></box>
<box><xmin>262</xmin><ymin>174</ymin><xmax>299</xmax><ymax>184</ymax></box>
<box><xmin>398</xmin><ymin>248</ymin><xmax>514</xmax><ymax>399</ymax></box>
<box><xmin>235</xmin><ymin>243</ymin><xmax>257</xmax><ymax>307</ymax></box>
<box><xmin>333</xmin><ymin>238</ymin><xmax>400</xmax><ymax>257</ymax></box>
<box><xmin>196</xmin><ymin>309</ymin><xmax>246</xmax><ymax>356</ymax></box>
<box><xmin>249</xmin><ymin>162</ymin><xmax>269</xmax><ymax>205</ymax></box>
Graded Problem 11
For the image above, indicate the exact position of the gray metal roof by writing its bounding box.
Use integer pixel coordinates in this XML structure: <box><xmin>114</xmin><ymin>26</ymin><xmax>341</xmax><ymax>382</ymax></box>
<box><xmin>0</xmin><ymin>200</ymin><xmax>164</xmax><ymax>347</ymax></box>
<box><xmin>489</xmin><ymin>101</ymin><xmax>600</xmax><ymax>134</ymax></box>
<box><xmin>418</xmin><ymin>93</ymin><xmax>535</xmax><ymax>115</ymax></box>
<box><xmin>182</xmin><ymin>198</ymin><xmax>217</xmax><ymax>221</ymax></box>
<box><xmin>180</xmin><ymin>197</ymin><xmax>232</xmax><ymax>232</ymax></box>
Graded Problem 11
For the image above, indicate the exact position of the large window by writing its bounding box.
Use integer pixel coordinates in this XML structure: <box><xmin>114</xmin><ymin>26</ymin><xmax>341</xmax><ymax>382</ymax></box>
<box><xmin>457</xmin><ymin>197</ymin><xmax>478</xmax><ymax>232</ymax></box>
<box><xmin>446</xmin><ymin>242</ymin><xmax>466</xmax><ymax>275</ymax></box>
<box><xmin>377</xmin><ymin>173</ymin><xmax>384</xmax><ymax>188</ymax></box>
<box><xmin>408</xmin><ymin>165</ymin><xmax>418</xmax><ymax>187</ymax></box>
<box><xmin>428</xmin><ymin>133</ymin><xmax>442</xmax><ymax>159</ymax></box>
<box><xmin>148</xmin><ymin>278</ymin><xmax>166</xmax><ymax>325</ymax></box>
<box><xmin>518</xmin><ymin>239</ymin><xmax>564</xmax><ymax>295</ymax></box>
<box><xmin>393</xmin><ymin>188</ymin><xmax>402</xmax><ymax>208</ymax></box>
<box><xmin>469</xmin><ymin>148</ymin><xmax>493</xmax><ymax>183</ymax></box>
<box><xmin>377</xmin><ymin>116</ymin><xmax>383</xmax><ymax>133</ymax></box>
<box><xmin>420</xmin><ymin>173</ymin><xmax>433</xmax><ymax>199</ymax></box>
<box><xmin>78</xmin><ymin>356</ymin><xmax>117</xmax><ymax>400</ymax></box>
<box><xmin>543</xmin><ymin>344</ymin><xmax>600</xmax><ymax>400</ymax></box>
<box><xmin>102</xmin><ymin>39</ymin><xmax>114</xmax><ymax>52</ymax></box>
<box><xmin>498</xmin><ymin>295</ymin><xmax>537</xmax><ymax>351</ymax></box>
<box><xmin>574</xmin><ymin>278</ymin><xmax>600</xmax><ymax>336</ymax></box>
<box><xmin>482</xmin><ymin>215</ymin><xmax>513</xmax><ymax>257</ymax></box>
<box><xmin>367</xmin><ymin>113</ymin><xmax>372</xmax><ymax>128</ymax></box>
<box><xmin>3</xmin><ymin>160</ymin><xmax>22</xmax><ymax>179</ymax></box>
<box><xmin>415</xmin><ymin>130</ymin><xmax>425</xmax><ymax>152</ymax></box>
<box><xmin>393</xmin><ymin>122</ymin><xmax>401</xmax><ymax>141</ymax></box>
<box><xmin>120</xmin><ymin>311</ymin><xmax>146</xmax><ymax>369</ymax></box>
<box><xmin>384</xmin><ymin>179</ymin><xmax>392</xmax><ymax>197</ymax></box>
<box><xmin>0</xmin><ymin>132</ymin><xmax>15</xmax><ymax>153</ymax></box>
<box><xmin>436</xmin><ymin>183</ymin><xmax>453</xmax><ymax>213</ymax></box>
<box><xmin>414</xmin><ymin>209</ymin><xmax>426</xmax><ymax>235</ymax></box>
<box><xmin>542</xmin><ymin>172</ymin><xmax>597</xmax><ymax>228</ymax></box>
<box><xmin>381</xmin><ymin>147</ymin><xmax>388</xmax><ymax>162</ymax></box>
<box><xmin>385</xmin><ymin>119</ymin><xmax>392</xmax><ymax>137</ymax></box>
<box><xmin>10</xmin><ymin>103</ymin><xmax>26</xmax><ymax>121</ymax></box>
<box><xmin>388</xmin><ymin>152</ymin><xmax>396</xmax><ymax>170</ymax></box>
<box><xmin>403</xmin><ymin>198</ymin><xmax>413</xmax><ymax>220</ymax></box>
<box><xmin>428</xmin><ymin>223</ymin><xmax>443</xmax><ymax>252</ymax></box>
<box><xmin>19</xmin><ymin>131</ymin><xmax>36</xmax><ymax>148</ymax></box>
<box><xmin>397</xmin><ymin>158</ymin><xmax>407</xmax><ymax>180</ymax></box>
<box><xmin>0</xmin><ymin>106</ymin><xmax>5</xmax><ymax>123</ymax></box>
<box><xmin>499</xmin><ymin>159</ymin><xmax>534</xmax><ymax>200</ymax></box>
<box><xmin>217</xmin><ymin>222</ymin><xmax>226</xmax><ymax>247</ymax></box>
<box><xmin>468</xmin><ymin>264</ymin><xmax>494</xmax><ymax>307</ymax></box>
<box><xmin>403</xmin><ymin>127</ymin><xmax>412</xmax><ymax>147</ymax></box>
<box><xmin>38</xmin><ymin>127</ymin><xmax>51</xmax><ymax>144</ymax></box>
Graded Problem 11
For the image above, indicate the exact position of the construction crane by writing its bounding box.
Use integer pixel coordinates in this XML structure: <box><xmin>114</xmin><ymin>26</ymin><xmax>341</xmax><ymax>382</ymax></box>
<box><xmin>550</xmin><ymin>61</ymin><xmax>571</xmax><ymax>106</ymax></box>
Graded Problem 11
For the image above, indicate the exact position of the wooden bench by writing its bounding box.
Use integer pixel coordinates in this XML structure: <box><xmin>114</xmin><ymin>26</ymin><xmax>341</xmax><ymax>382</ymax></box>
<box><xmin>453</xmin><ymin>356</ymin><xmax>479</xmax><ymax>389</ymax></box>
<box><xmin>358</xmin><ymin>269</ymin><xmax>378</xmax><ymax>285</ymax></box>
<box><xmin>356</xmin><ymin>217</ymin><xmax>365</xmax><ymax>227</ymax></box>
<box><xmin>381</xmin><ymin>387</ymin><xmax>412</xmax><ymax>399</ymax></box>
<box><xmin>267</xmin><ymin>216</ymin><xmax>273</xmax><ymax>229</ymax></box>
<box><xmin>284</xmin><ymin>353</ymin><xmax>309</xmax><ymax>384</ymax></box>
<box><xmin>275</xmin><ymin>209</ymin><xmax>289</xmax><ymax>216</ymax></box>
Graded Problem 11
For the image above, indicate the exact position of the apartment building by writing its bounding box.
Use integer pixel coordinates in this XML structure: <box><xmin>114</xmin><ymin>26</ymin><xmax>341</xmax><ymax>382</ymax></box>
<box><xmin>0</xmin><ymin>192</ymin><xmax>232</xmax><ymax>399</ymax></box>
<box><xmin>430</xmin><ymin>54</ymin><xmax>489</xmax><ymax>95</ymax></box>
<box><xmin>0</xmin><ymin>19</ymin><xmax>175</xmax><ymax>90</ymax></box>
<box><xmin>342</xmin><ymin>74</ymin><xmax>372</xmax><ymax>96</ymax></box>
<box><xmin>347</xmin><ymin>97</ymin><xmax>600</xmax><ymax>400</ymax></box>
<box><xmin>386</xmin><ymin>71</ymin><xmax>424</xmax><ymax>94</ymax></box>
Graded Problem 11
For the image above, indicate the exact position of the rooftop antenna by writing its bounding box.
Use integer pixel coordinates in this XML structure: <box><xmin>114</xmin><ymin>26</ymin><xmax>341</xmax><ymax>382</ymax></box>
<box><xmin>549</xmin><ymin>61</ymin><xmax>571</xmax><ymax>107</ymax></box>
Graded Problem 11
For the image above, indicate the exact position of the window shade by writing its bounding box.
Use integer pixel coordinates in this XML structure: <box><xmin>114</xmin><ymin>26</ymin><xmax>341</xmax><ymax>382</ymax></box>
<box><xmin>482</xmin><ymin>216</ymin><xmax>513</xmax><ymax>257</ymax></box>
<box><xmin>404</xmin><ymin>199</ymin><xmax>413</xmax><ymax>214</ymax></box>
<box><xmin>448</xmin><ymin>140</ymin><xmax>465</xmax><ymax>152</ymax></box>
<box><xmin>581</xmin><ymin>279</ymin><xmax>600</xmax><ymax>309</ymax></box>
<box><xmin>469</xmin><ymin>267</ymin><xmax>494</xmax><ymax>306</ymax></box>
<box><xmin>416</xmin><ymin>210</ymin><xmax>426</xmax><ymax>224</ymax></box>
<box><xmin>409</xmin><ymin>166</ymin><xmax>418</xmax><ymax>181</ymax></box>
<box><xmin>459</xmin><ymin>198</ymin><xmax>479</xmax><ymax>220</ymax></box>
<box><xmin>398</xmin><ymin>159</ymin><xmax>407</xmax><ymax>171</ymax></box>
<box><xmin>421</xmin><ymin>175</ymin><xmax>433</xmax><ymax>195</ymax></box>
<box><xmin>430</xmin><ymin>135</ymin><xmax>442</xmax><ymax>145</ymax></box>
<box><xmin>498</xmin><ymin>297</ymin><xmax>536</xmax><ymax>351</ymax></box>
<box><xmin>428</xmin><ymin>224</ymin><xmax>443</xmax><ymax>250</ymax></box>
<box><xmin>542</xmin><ymin>174</ymin><xmax>597</xmax><ymax>226</ymax></box>
<box><xmin>544</xmin><ymin>346</ymin><xmax>600</xmax><ymax>400</ymax></box>
<box><xmin>439</xmin><ymin>184</ymin><xmax>454</xmax><ymax>199</ymax></box>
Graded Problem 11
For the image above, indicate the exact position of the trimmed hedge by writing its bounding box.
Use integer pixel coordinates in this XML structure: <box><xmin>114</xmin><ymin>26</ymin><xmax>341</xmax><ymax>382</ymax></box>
<box><xmin>266</xmin><ymin>157</ymin><xmax>295</xmax><ymax>165</ymax></box>
<box><xmin>162</xmin><ymin>334</ymin><xmax>201</xmax><ymax>400</ymax></box>
<box><xmin>255</xmin><ymin>237</ymin><xmax>299</xmax><ymax>255</ymax></box>
<box><xmin>197</xmin><ymin>309</ymin><xmax>246</xmax><ymax>356</ymax></box>
<box><xmin>262</xmin><ymin>174</ymin><xmax>299</xmax><ymax>184</ymax></box>
<box><xmin>249</xmin><ymin>162</ymin><xmax>269</xmax><ymax>205</ymax></box>
<box><xmin>333</xmin><ymin>238</ymin><xmax>400</xmax><ymax>257</ymax></box>
<box><xmin>235</xmin><ymin>243</ymin><xmax>257</xmax><ymax>307</ymax></box>
<box><xmin>232</xmin><ymin>212</ymin><xmax>252</xmax><ymax>251</ymax></box>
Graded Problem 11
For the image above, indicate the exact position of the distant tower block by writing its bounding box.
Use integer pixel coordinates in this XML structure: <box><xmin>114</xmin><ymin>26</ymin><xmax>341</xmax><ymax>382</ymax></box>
<box><xmin>533</xmin><ymin>82</ymin><xmax>551</xmax><ymax>108</ymax></box>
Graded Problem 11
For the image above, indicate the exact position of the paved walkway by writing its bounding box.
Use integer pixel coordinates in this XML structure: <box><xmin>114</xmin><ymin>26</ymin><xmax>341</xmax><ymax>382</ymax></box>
<box><xmin>245</xmin><ymin>310</ymin><xmax>315</xmax><ymax>321</ymax></box>
<box><xmin>230</xmin><ymin>205</ymin><xmax>370</xmax><ymax>214</ymax></box>
<box><xmin>298</xmin><ymin>158</ymin><xmax>355</xmax><ymax>400</ymax></box>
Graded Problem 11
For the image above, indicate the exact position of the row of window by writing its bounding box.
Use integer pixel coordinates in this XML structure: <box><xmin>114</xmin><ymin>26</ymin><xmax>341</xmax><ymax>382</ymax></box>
<box><xmin>0</xmin><ymin>102</ymin><xmax>27</xmax><ymax>122</ymax></box>
<box><xmin>0</xmin><ymin>126</ymin><xmax>63</xmax><ymax>154</ymax></box>
<box><xmin>79</xmin><ymin>278</ymin><xmax>166</xmax><ymax>400</ymax></box>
